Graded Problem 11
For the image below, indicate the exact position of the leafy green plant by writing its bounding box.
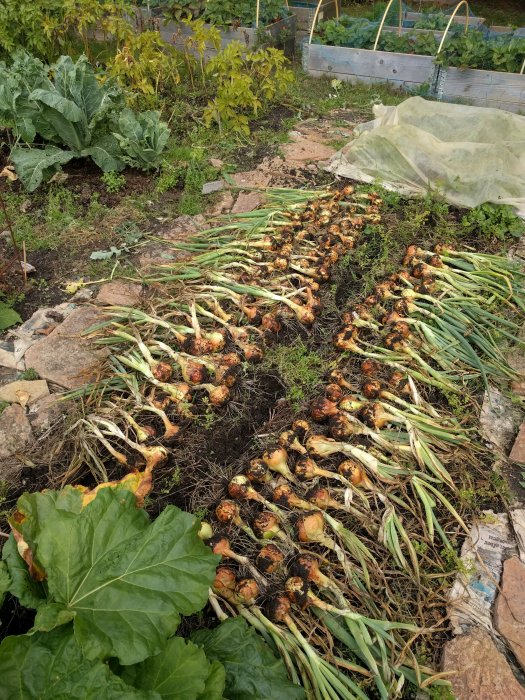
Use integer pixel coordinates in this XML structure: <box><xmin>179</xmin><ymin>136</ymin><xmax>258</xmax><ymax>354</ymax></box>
<box><xmin>101</xmin><ymin>170</ymin><xmax>126</xmax><ymax>193</ymax></box>
<box><xmin>0</xmin><ymin>0</ymin><xmax>132</xmax><ymax>62</ymax></box>
<box><xmin>436</xmin><ymin>33</ymin><xmax>525</xmax><ymax>73</ymax></box>
<box><xmin>0</xmin><ymin>299</ymin><xmax>21</xmax><ymax>330</ymax></box>
<box><xmin>151</xmin><ymin>0</ymin><xmax>207</xmax><ymax>21</ymax></box>
<box><xmin>1</xmin><ymin>53</ymin><xmax>170</xmax><ymax>190</ymax></box>
<box><xmin>203</xmin><ymin>0</ymin><xmax>288</xmax><ymax>27</ymax></box>
<box><xmin>0</xmin><ymin>485</ymin><xmax>303</xmax><ymax>699</ymax></box>
<box><xmin>114</xmin><ymin>109</ymin><xmax>170</xmax><ymax>170</ymax></box>
<box><xmin>192</xmin><ymin>617</ymin><xmax>305</xmax><ymax>699</ymax></box>
<box><xmin>203</xmin><ymin>42</ymin><xmax>294</xmax><ymax>134</ymax></box>
<box><xmin>315</xmin><ymin>16</ymin><xmax>437</xmax><ymax>55</ymax></box>
<box><xmin>461</xmin><ymin>203</ymin><xmax>525</xmax><ymax>240</ymax></box>
<box><xmin>413</xmin><ymin>12</ymin><xmax>449</xmax><ymax>30</ymax></box>
<box><xmin>107</xmin><ymin>31</ymin><xmax>183</xmax><ymax>105</ymax></box>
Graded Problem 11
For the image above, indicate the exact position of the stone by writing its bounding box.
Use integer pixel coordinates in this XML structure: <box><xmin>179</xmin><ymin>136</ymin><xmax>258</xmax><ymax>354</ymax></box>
<box><xmin>23</xmin><ymin>336</ymin><xmax>108</xmax><ymax>390</ymax></box>
<box><xmin>13</xmin><ymin>303</ymin><xmax>75</xmax><ymax>341</ymax></box>
<box><xmin>70</xmin><ymin>287</ymin><xmax>94</xmax><ymax>303</ymax></box>
<box><xmin>28</xmin><ymin>394</ymin><xmax>69</xmax><ymax>433</ymax></box>
<box><xmin>23</xmin><ymin>308</ymin><xmax>108</xmax><ymax>390</ymax></box>
<box><xmin>157</xmin><ymin>215</ymin><xmax>206</xmax><ymax>242</ymax></box>
<box><xmin>202</xmin><ymin>180</ymin><xmax>225</xmax><ymax>195</ymax></box>
<box><xmin>208</xmin><ymin>191</ymin><xmax>235</xmax><ymax>216</ymax></box>
<box><xmin>442</xmin><ymin>627</ymin><xmax>525</xmax><ymax>700</ymax></box>
<box><xmin>281</xmin><ymin>134</ymin><xmax>337</xmax><ymax>165</ymax></box>
<box><xmin>0</xmin><ymin>346</ymin><xmax>24</xmax><ymax>370</ymax></box>
<box><xmin>510</xmin><ymin>509</ymin><xmax>525</xmax><ymax>564</ymax></box>
<box><xmin>0</xmin><ymin>404</ymin><xmax>32</xmax><ymax>463</ymax></box>
<box><xmin>231</xmin><ymin>192</ymin><xmax>264</xmax><ymax>214</ymax></box>
<box><xmin>494</xmin><ymin>557</ymin><xmax>525</xmax><ymax>671</ymax></box>
<box><xmin>96</xmin><ymin>282</ymin><xmax>142</xmax><ymax>307</ymax></box>
<box><xmin>480</xmin><ymin>386</ymin><xmax>522</xmax><ymax>453</ymax></box>
<box><xmin>0</xmin><ymin>379</ymin><xmax>49</xmax><ymax>406</ymax></box>
<box><xmin>230</xmin><ymin>170</ymin><xmax>271</xmax><ymax>189</ymax></box>
<box><xmin>510</xmin><ymin>423</ymin><xmax>525</xmax><ymax>464</ymax></box>
<box><xmin>209</xmin><ymin>158</ymin><xmax>223</xmax><ymax>169</ymax></box>
<box><xmin>50</xmin><ymin>306</ymin><xmax>104</xmax><ymax>338</ymax></box>
<box><xmin>137</xmin><ymin>244</ymin><xmax>191</xmax><ymax>270</ymax></box>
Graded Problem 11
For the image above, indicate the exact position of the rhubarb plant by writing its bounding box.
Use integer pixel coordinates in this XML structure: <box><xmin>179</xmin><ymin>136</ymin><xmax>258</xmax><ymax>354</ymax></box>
<box><xmin>0</xmin><ymin>485</ymin><xmax>303</xmax><ymax>699</ymax></box>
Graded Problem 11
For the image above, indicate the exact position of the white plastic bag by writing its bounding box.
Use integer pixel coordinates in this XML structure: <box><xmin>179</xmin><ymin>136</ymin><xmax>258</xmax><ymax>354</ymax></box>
<box><xmin>327</xmin><ymin>97</ymin><xmax>525</xmax><ymax>217</ymax></box>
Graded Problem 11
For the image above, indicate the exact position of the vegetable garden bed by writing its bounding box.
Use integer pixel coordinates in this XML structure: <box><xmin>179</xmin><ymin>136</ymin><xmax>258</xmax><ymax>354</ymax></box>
<box><xmin>303</xmin><ymin>43</ymin><xmax>437</xmax><ymax>91</ymax></box>
<box><xmin>436</xmin><ymin>65</ymin><xmax>525</xmax><ymax>112</ymax></box>
<box><xmin>289</xmin><ymin>0</ymin><xmax>337</xmax><ymax>32</ymax></box>
<box><xmin>160</xmin><ymin>15</ymin><xmax>296</xmax><ymax>58</ymax></box>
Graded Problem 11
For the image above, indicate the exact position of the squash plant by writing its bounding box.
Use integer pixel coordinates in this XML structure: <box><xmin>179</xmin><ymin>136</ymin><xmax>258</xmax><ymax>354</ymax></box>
<box><xmin>0</xmin><ymin>485</ymin><xmax>303</xmax><ymax>699</ymax></box>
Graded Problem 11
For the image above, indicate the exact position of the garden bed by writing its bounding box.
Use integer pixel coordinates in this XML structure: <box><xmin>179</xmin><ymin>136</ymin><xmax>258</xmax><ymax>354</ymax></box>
<box><xmin>303</xmin><ymin>43</ymin><xmax>437</xmax><ymax>90</ymax></box>
<box><xmin>435</xmin><ymin>65</ymin><xmax>525</xmax><ymax>112</ymax></box>
<box><xmin>159</xmin><ymin>15</ymin><xmax>296</xmax><ymax>58</ymax></box>
<box><xmin>289</xmin><ymin>0</ymin><xmax>337</xmax><ymax>32</ymax></box>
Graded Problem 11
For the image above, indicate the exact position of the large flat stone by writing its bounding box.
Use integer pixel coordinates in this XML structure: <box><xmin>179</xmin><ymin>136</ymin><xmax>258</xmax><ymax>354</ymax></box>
<box><xmin>24</xmin><ymin>336</ymin><xmax>107</xmax><ymax>390</ymax></box>
<box><xmin>510</xmin><ymin>423</ymin><xmax>525</xmax><ymax>464</ymax></box>
<box><xmin>155</xmin><ymin>215</ymin><xmax>206</xmax><ymax>242</ymax></box>
<box><xmin>230</xmin><ymin>170</ymin><xmax>271</xmax><ymax>189</ymax></box>
<box><xmin>231</xmin><ymin>192</ymin><xmax>264</xmax><ymax>214</ymax></box>
<box><xmin>24</xmin><ymin>310</ymin><xmax>107</xmax><ymax>390</ymax></box>
<box><xmin>96</xmin><ymin>282</ymin><xmax>142</xmax><ymax>307</ymax></box>
<box><xmin>442</xmin><ymin>627</ymin><xmax>525</xmax><ymax>700</ymax></box>
<box><xmin>50</xmin><ymin>306</ymin><xmax>104</xmax><ymax>338</ymax></box>
<box><xmin>0</xmin><ymin>404</ymin><xmax>32</xmax><ymax>464</ymax></box>
<box><xmin>480</xmin><ymin>386</ymin><xmax>522</xmax><ymax>453</ymax></box>
<box><xmin>0</xmin><ymin>379</ymin><xmax>49</xmax><ymax>406</ymax></box>
<box><xmin>494</xmin><ymin>557</ymin><xmax>525</xmax><ymax>671</ymax></box>
<box><xmin>28</xmin><ymin>394</ymin><xmax>69</xmax><ymax>433</ymax></box>
<box><xmin>282</xmin><ymin>134</ymin><xmax>336</xmax><ymax>165</ymax></box>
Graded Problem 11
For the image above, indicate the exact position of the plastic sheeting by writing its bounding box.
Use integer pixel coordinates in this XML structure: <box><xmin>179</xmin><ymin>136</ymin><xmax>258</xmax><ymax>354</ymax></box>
<box><xmin>326</xmin><ymin>97</ymin><xmax>525</xmax><ymax>217</ymax></box>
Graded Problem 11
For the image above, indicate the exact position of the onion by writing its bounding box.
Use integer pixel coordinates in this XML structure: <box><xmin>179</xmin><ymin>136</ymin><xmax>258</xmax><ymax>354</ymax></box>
<box><xmin>306</xmin><ymin>486</ymin><xmax>347</xmax><ymax>511</ymax></box>
<box><xmin>152</xmin><ymin>361</ymin><xmax>173</xmax><ymax>382</ymax></box>
<box><xmin>267</xmin><ymin>595</ymin><xmax>292</xmax><ymax>622</ymax></box>
<box><xmin>253</xmin><ymin>511</ymin><xmax>285</xmax><ymax>540</ymax></box>
<box><xmin>256</xmin><ymin>544</ymin><xmax>284</xmax><ymax>574</ymax></box>
<box><xmin>262</xmin><ymin>447</ymin><xmax>298</xmax><ymax>483</ymax></box>
<box><xmin>285</xmin><ymin>576</ymin><xmax>309</xmax><ymax>608</ymax></box>
<box><xmin>273</xmin><ymin>484</ymin><xmax>314</xmax><ymax>511</ymax></box>
<box><xmin>236</xmin><ymin>578</ymin><xmax>260</xmax><ymax>606</ymax></box>
<box><xmin>245</xmin><ymin>459</ymin><xmax>271</xmax><ymax>484</ymax></box>
<box><xmin>324</xmin><ymin>383</ymin><xmax>344</xmax><ymax>403</ymax></box>
<box><xmin>310</xmin><ymin>397</ymin><xmax>339</xmax><ymax>423</ymax></box>
<box><xmin>278</xmin><ymin>431</ymin><xmax>307</xmax><ymax>455</ymax></box>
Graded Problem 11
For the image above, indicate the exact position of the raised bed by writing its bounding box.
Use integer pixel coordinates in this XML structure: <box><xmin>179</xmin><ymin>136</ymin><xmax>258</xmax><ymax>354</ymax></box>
<box><xmin>303</xmin><ymin>43</ymin><xmax>437</xmax><ymax>91</ymax></box>
<box><xmin>289</xmin><ymin>0</ymin><xmax>337</xmax><ymax>32</ymax></box>
<box><xmin>435</xmin><ymin>66</ymin><xmax>525</xmax><ymax>113</ymax></box>
<box><xmin>403</xmin><ymin>11</ymin><xmax>485</xmax><ymax>29</ymax></box>
<box><xmin>158</xmin><ymin>15</ymin><xmax>296</xmax><ymax>59</ymax></box>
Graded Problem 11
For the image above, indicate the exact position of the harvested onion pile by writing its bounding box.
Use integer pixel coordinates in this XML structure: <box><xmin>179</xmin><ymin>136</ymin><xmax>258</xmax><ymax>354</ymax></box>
<box><xmin>78</xmin><ymin>185</ymin><xmax>381</xmax><ymax>468</ymax></box>
<box><xmin>69</xmin><ymin>188</ymin><xmax>525</xmax><ymax>699</ymax></box>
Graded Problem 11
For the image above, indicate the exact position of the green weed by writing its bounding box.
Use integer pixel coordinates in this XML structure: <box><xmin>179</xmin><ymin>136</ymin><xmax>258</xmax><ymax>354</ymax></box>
<box><xmin>101</xmin><ymin>171</ymin><xmax>126</xmax><ymax>193</ymax></box>
<box><xmin>262</xmin><ymin>340</ymin><xmax>325</xmax><ymax>410</ymax></box>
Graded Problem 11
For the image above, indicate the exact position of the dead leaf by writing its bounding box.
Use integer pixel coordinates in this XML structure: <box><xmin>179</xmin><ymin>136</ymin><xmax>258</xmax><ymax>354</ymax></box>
<box><xmin>0</xmin><ymin>165</ymin><xmax>17</xmax><ymax>182</ymax></box>
<box><xmin>15</xmin><ymin>390</ymin><xmax>31</xmax><ymax>408</ymax></box>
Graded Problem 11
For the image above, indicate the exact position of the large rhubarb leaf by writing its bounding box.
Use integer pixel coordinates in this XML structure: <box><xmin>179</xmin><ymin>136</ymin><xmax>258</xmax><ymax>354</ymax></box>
<box><xmin>11</xmin><ymin>146</ymin><xmax>75</xmax><ymax>192</ymax></box>
<box><xmin>0</xmin><ymin>625</ymin><xmax>157</xmax><ymax>699</ymax></box>
<box><xmin>122</xmin><ymin>636</ymin><xmax>226</xmax><ymax>699</ymax></box>
<box><xmin>29</xmin><ymin>488</ymin><xmax>219</xmax><ymax>664</ymax></box>
<box><xmin>2</xmin><ymin>535</ymin><xmax>47</xmax><ymax>610</ymax></box>
<box><xmin>192</xmin><ymin>617</ymin><xmax>305</xmax><ymax>700</ymax></box>
<box><xmin>0</xmin><ymin>561</ymin><xmax>10</xmax><ymax>609</ymax></box>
